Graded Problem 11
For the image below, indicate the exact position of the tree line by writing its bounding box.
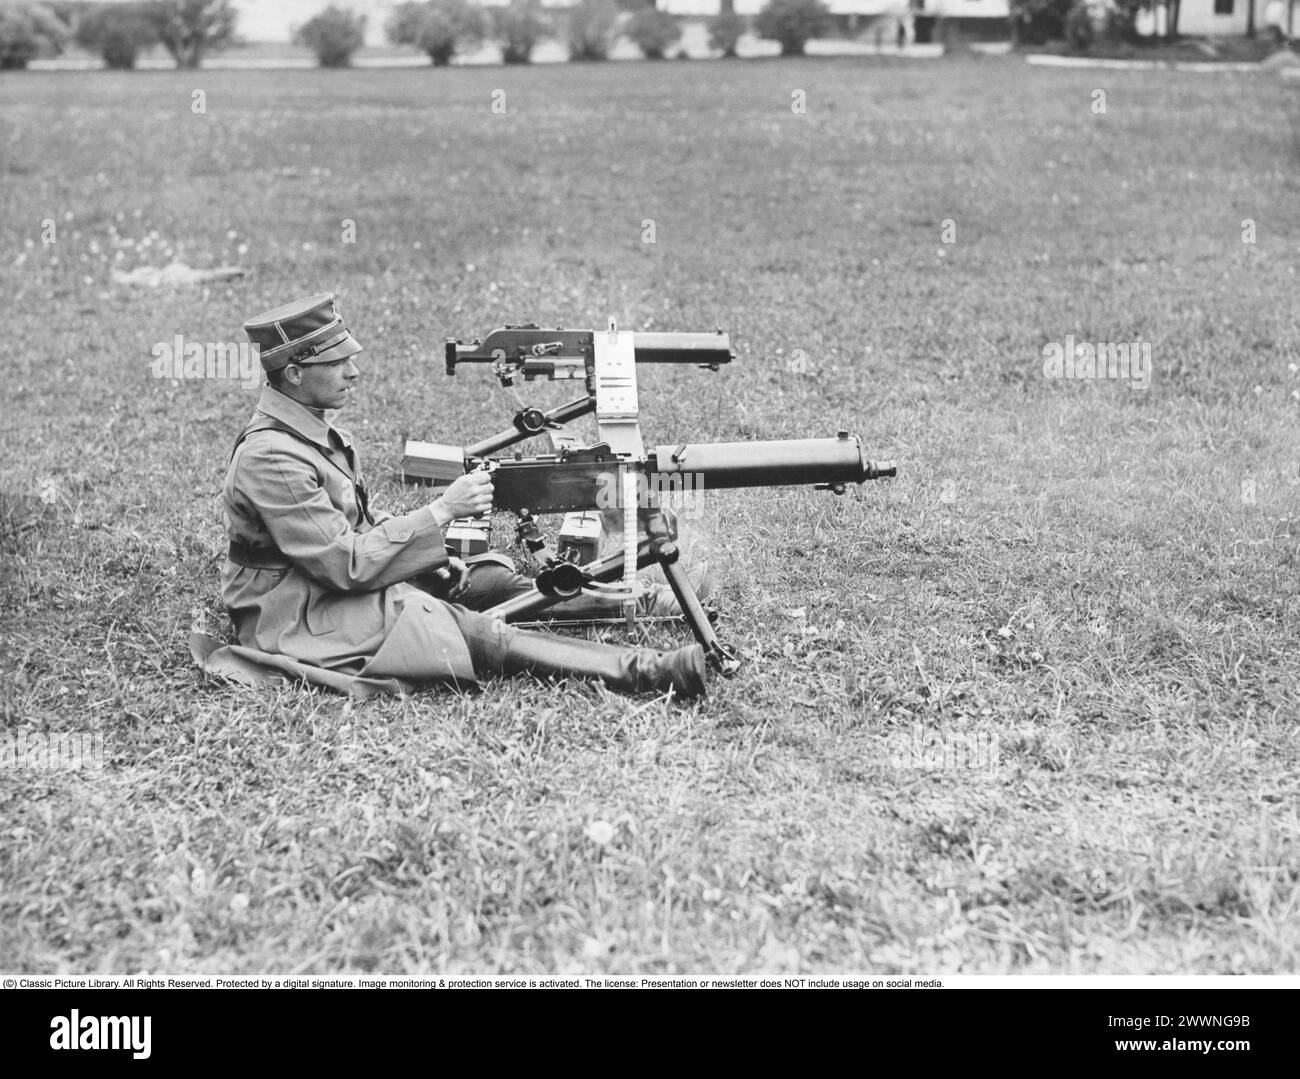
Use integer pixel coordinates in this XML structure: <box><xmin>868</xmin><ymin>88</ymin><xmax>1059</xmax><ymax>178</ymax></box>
<box><xmin>1</xmin><ymin>0</ymin><xmax>236</xmax><ymax>69</ymax></box>
<box><xmin>0</xmin><ymin>0</ymin><xmax>844</xmax><ymax>71</ymax></box>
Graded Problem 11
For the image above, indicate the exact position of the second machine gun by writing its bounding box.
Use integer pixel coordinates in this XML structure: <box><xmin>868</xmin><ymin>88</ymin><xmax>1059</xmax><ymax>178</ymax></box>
<box><xmin>401</xmin><ymin>323</ymin><xmax>897</xmax><ymax>673</ymax></box>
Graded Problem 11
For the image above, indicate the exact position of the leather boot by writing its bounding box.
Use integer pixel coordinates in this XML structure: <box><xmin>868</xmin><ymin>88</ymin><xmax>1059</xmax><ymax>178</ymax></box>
<box><xmin>500</xmin><ymin>629</ymin><xmax>708</xmax><ymax>700</ymax></box>
<box><xmin>447</xmin><ymin>608</ymin><xmax>712</xmax><ymax>702</ymax></box>
<box><xmin>454</xmin><ymin>612</ymin><xmax>706</xmax><ymax>699</ymax></box>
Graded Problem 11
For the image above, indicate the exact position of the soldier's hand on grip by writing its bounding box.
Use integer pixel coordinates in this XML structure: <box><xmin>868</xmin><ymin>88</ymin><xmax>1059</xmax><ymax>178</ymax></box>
<box><xmin>436</xmin><ymin>469</ymin><xmax>495</xmax><ymax>520</ymax></box>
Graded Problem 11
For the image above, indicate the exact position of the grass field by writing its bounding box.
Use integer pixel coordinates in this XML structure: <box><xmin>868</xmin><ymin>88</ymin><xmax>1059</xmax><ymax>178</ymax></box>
<box><xmin>2</xmin><ymin>55</ymin><xmax>1299</xmax><ymax>975</ymax></box>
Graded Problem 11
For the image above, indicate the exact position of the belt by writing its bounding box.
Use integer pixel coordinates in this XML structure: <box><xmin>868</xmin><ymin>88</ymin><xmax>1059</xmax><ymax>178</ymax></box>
<box><xmin>228</xmin><ymin>540</ymin><xmax>292</xmax><ymax>570</ymax></box>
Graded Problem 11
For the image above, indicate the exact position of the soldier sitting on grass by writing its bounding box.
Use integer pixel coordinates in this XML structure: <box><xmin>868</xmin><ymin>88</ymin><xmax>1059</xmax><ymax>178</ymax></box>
<box><xmin>195</xmin><ymin>293</ymin><xmax>707</xmax><ymax>701</ymax></box>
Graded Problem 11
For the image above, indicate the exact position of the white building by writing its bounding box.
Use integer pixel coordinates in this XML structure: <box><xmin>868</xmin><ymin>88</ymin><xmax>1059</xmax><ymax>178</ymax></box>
<box><xmin>661</xmin><ymin>0</ymin><xmax>1009</xmax><ymax>15</ymax></box>
<box><xmin>1176</xmin><ymin>0</ymin><xmax>1298</xmax><ymax>36</ymax></box>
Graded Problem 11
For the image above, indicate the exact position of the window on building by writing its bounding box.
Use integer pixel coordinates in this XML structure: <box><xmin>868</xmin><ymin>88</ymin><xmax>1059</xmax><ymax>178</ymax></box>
<box><xmin>1214</xmin><ymin>0</ymin><xmax>1234</xmax><ymax>13</ymax></box>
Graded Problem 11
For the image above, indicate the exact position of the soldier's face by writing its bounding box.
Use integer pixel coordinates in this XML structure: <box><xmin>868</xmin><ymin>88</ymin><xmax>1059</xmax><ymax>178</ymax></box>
<box><xmin>289</xmin><ymin>356</ymin><xmax>360</xmax><ymax>411</ymax></box>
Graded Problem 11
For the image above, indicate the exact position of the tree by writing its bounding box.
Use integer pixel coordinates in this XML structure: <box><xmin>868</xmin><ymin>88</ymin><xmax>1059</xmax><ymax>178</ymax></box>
<box><xmin>75</xmin><ymin>2</ymin><xmax>159</xmax><ymax>69</ymax></box>
<box><xmin>566</xmin><ymin>0</ymin><xmax>619</xmax><ymax>60</ymax></box>
<box><xmin>0</xmin><ymin>2</ymin><xmax>68</xmax><ymax>69</ymax></box>
<box><xmin>493</xmin><ymin>0</ymin><xmax>550</xmax><ymax>64</ymax></box>
<box><xmin>387</xmin><ymin>0</ymin><xmax>488</xmax><ymax>66</ymax></box>
<box><xmin>708</xmin><ymin>8</ymin><xmax>746</xmax><ymax>57</ymax></box>
<box><xmin>1104</xmin><ymin>0</ymin><xmax>1147</xmax><ymax>42</ymax></box>
<box><xmin>146</xmin><ymin>0</ymin><xmax>237</xmax><ymax>68</ymax></box>
<box><xmin>624</xmin><ymin>7</ymin><xmax>680</xmax><ymax>59</ymax></box>
<box><xmin>1008</xmin><ymin>0</ymin><xmax>1072</xmax><ymax>44</ymax></box>
<box><xmin>753</xmin><ymin>0</ymin><xmax>831</xmax><ymax>57</ymax></box>
<box><xmin>1063</xmin><ymin>1</ymin><xmax>1094</xmax><ymax>49</ymax></box>
<box><xmin>295</xmin><ymin>5</ymin><xmax>366</xmax><ymax>67</ymax></box>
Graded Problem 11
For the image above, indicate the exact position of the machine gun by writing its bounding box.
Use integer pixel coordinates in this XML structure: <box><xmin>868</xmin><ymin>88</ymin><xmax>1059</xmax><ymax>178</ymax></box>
<box><xmin>401</xmin><ymin>323</ymin><xmax>896</xmax><ymax>672</ymax></box>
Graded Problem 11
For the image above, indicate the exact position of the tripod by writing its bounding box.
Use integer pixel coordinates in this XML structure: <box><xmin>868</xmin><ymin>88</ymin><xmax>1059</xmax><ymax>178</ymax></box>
<box><xmin>485</xmin><ymin>503</ymin><xmax>739</xmax><ymax>674</ymax></box>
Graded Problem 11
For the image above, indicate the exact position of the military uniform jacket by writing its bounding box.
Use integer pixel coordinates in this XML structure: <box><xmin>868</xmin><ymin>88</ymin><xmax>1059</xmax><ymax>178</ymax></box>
<box><xmin>211</xmin><ymin>386</ymin><xmax>477</xmax><ymax>692</ymax></box>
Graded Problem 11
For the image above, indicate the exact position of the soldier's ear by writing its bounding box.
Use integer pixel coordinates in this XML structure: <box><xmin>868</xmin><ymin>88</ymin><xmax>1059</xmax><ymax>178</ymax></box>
<box><xmin>283</xmin><ymin>363</ymin><xmax>304</xmax><ymax>386</ymax></box>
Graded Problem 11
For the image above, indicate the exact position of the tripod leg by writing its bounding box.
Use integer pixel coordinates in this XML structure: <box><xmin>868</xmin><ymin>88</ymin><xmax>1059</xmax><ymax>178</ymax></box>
<box><xmin>657</xmin><ymin>551</ymin><xmax>740</xmax><ymax>675</ymax></box>
<box><xmin>639</xmin><ymin>508</ymin><xmax>738</xmax><ymax>675</ymax></box>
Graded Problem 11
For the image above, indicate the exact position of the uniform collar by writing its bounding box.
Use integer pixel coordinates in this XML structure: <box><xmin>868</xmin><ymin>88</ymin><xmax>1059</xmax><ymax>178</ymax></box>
<box><xmin>254</xmin><ymin>386</ymin><xmax>353</xmax><ymax>451</ymax></box>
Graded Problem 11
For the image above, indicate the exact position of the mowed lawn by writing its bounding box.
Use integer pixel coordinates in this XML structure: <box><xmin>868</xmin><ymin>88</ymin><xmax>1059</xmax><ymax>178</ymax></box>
<box><xmin>1</xmin><ymin>56</ymin><xmax>1298</xmax><ymax>974</ymax></box>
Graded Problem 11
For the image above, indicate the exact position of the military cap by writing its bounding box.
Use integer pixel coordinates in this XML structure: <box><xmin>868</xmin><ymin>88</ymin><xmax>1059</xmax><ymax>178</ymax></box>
<box><xmin>243</xmin><ymin>293</ymin><xmax>363</xmax><ymax>373</ymax></box>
